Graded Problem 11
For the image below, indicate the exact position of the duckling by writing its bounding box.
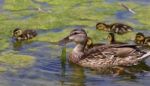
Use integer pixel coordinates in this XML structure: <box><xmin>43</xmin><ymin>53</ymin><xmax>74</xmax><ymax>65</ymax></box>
<box><xmin>96</xmin><ymin>22</ymin><xmax>133</xmax><ymax>34</ymax></box>
<box><xmin>59</xmin><ymin>28</ymin><xmax>150</xmax><ymax>73</ymax></box>
<box><xmin>13</xmin><ymin>28</ymin><xmax>37</xmax><ymax>41</ymax></box>
<box><xmin>86</xmin><ymin>37</ymin><xmax>104</xmax><ymax>49</ymax></box>
<box><xmin>135</xmin><ymin>32</ymin><xmax>150</xmax><ymax>46</ymax></box>
<box><xmin>107</xmin><ymin>33</ymin><xmax>126</xmax><ymax>44</ymax></box>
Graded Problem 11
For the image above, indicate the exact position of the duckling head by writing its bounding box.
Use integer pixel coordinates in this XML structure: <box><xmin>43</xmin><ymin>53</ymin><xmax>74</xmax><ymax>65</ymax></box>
<box><xmin>135</xmin><ymin>32</ymin><xmax>145</xmax><ymax>44</ymax></box>
<box><xmin>107</xmin><ymin>33</ymin><xmax>115</xmax><ymax>43</ymax></box>
<box><xmin>13</xmin><ymin>28</ymin><xmax>23</xmax><ymax>37</ymax></box>
<box><xmin>96</xmin><ymin>22</ymin><xmax>107</xmax><ymax>31</ymax></box>
<box><xmin>59</xmin><ymin>29</ymin><xmax>88</xmax><ymax>45</ymax></box>
<box><xmin>86</xmin><ymin>37</ymin><xmax>93</xmax><ymax>48</ymax></box>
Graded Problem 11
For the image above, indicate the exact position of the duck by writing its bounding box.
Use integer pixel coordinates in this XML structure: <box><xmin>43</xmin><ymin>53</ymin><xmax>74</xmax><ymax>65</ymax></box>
<box><xmin>96</xmin><ymin>22</ymin><xmax>133</xmax><ymax>34</ymax></box>
<box><xmin>13</xmin><ymin>28</ymin><xmax>37</xmax><ymax>41</ymax></box>
<box><xmin>107</xmin><ymin>33</ymin><xmax>126</xmax><ymax>44</ymax></box>
<box><xmin>135</xmin><ymin>32</ymin><xmax>150</xmax><ymax>46</ymax></box>
<box><xmin>59</xmin><ymin>28</ymin><xmax>150</xmax><ymax>73</ymax></box>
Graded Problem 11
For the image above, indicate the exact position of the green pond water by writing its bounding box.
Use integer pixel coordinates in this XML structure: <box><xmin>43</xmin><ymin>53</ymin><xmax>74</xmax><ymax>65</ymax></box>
<box><xmin>0</xmin><ymin>0</ymin><xmax>150</xmax><ymax>86</ymax></box>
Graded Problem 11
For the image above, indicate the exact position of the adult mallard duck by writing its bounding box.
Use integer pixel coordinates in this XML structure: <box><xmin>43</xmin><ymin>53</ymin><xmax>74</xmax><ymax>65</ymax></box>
<box><xmin>96</xmin><ymin>22</ymin><xmax>133</xmax><ymax>34</ymax></box>
<box><xmin>107</xmin><ymin>33</ymin><xmax>126</xmax><ymax>44</ymax></box>
<box><xmin>59</xmin><ymin>28</ymin><xmax>150</xmax><ymax>72</ymax></box>
<box><xmin>135</xmin><ymin>32</ymin><xmax>150</xmax><ymax>46</ymax></box>
<box><xmin>13</xmin><ymin>28</ymin><xmax>37</xmax><ymax>41</ymax></box>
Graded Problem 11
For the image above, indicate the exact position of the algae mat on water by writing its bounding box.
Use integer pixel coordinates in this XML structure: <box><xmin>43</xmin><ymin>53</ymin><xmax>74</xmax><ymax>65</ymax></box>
<box><xmin>0</xmin><ymin>0</ymin><xmax>150</xmax><ymax>50</ymax></box>
<box><xmin>0</xmin><ymin>53</ymin><xmax>35</xmax><ymax>73</ymax></box>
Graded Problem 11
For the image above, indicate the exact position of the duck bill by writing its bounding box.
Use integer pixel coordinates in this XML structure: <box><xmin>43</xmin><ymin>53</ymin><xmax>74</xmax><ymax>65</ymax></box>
<box><xmin>58</xmin><ymin>36</ymin><xmax>71</xmax><ymax>46</ymax></box>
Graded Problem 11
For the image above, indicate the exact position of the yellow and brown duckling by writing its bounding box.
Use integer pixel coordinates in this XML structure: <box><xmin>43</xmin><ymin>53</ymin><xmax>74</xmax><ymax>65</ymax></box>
<box><xmin>135</xmin><ymin>32</ymin><xmax>150</xmax><ymax>46</ymax></box>
<box><xmin>59</xmin><ymin>28</ymin><xmax>150</xmax><ymax>73</ymax></box>
<box><xmin>107</xmin><ymin>33</ymin><xmax>126</xmax><ymax>44</ymax></box>
<box><xmin>13</xmin><ymin>28</ymin><xmax>37</xmax><ymax>41</ymax></box>
<box><xmin>96</xmin><ymin>22</ymin><xmax>133</xmax><ymax>34</ymax></box>
<box><xmin>86</xmin><ymin>37</ymin><xmax>104</xmax><ymax>49</ymax></box>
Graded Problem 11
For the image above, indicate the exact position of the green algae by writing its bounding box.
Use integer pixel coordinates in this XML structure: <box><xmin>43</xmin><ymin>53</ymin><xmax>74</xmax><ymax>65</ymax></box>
<box><xmin>0</xmin><ymin>67</ymin><xmax>7</xmax><ymax>73</ymax></box>
<box><xmin>0</xmin><ymin>38</ymin><xmax>9</xmax><ymax>51</ymax></box>
<box><xmin>0</xmin><ymin>0</ymin><xmax>150</xmax><ymax>52</ymax></box>
<box><xmin>3</xmin><ymin>0</ymin><xmax>40</xmax><ymax>11</ymax></box>
<box><xmin>0</xmin><ymin>53</ymin><xmax>35</xmax><ymax>73</ymax></box>
<box><xmin>133</xmin><ymin>5</ymin><xmax>150</xmax><ymax>30</ymax></box>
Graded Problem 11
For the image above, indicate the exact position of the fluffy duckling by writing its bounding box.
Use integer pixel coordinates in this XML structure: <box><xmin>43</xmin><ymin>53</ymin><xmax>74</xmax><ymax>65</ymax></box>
<box><xmin>96</xmin><ymin>22</ymin><xmax>133</xmax><ymax>34</ymax></box>
<box><xmin>135</xmin><ymin>32</ymin><xmax>150</xmax><ymax>46</ymax></box>
<box><xmin>85</xmin><ymin>37</ymin><xmax>104</xmax><ymax>49</ymax></box>
<box><xmin>107</xmin><ymin>33</ymin><xmax>126</xmax><ymax>44</ymax></box>
<box><xmin>59</xmin><ymin>28</ymin><xmax>150</xmax><ymax>73</ymax></box>
<box><xmin>13</xmin><ymin>28</ymin><xmax>37</xmax><ymax>41</ymax></box>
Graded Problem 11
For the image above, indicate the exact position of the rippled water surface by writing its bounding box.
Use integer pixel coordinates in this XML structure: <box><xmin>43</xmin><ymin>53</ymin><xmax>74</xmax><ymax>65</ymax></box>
<box><xmin>0</xmin><ymin>0</ymin><xmax>150</xmax><ymax>86</ymax></box>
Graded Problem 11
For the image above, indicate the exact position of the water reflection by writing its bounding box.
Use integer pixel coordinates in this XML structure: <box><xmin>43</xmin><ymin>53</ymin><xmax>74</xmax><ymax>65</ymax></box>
<box><xmin>69</xmin><ymin>64</ymin><xmax>85</xmax><ymax>86</ymax></box>
<box><xmin>60</xmin><ymin>63</ymin><xmax>85</xmax><ymax>86</ymax></box>
<box><xmin>59</xmin><ymin>46</ymin><xmax>85</xmax><ymax>86</ymax></box>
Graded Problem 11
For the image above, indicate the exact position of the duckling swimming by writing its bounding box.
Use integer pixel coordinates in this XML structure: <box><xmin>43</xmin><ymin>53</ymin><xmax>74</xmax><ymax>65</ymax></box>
<box><xmin>96</xmin><ymin>22</ymin><xmax>133</xmax><ymax>34</ymax></box>
<box><xmin>107</xmin><ymin>33</ymin><xmax>126</xmax><ymax>44</ymax></box>
<box><xmin>13</xmin><ymin>28</ymin><xmax>37</xmax><ymax>41</ymax></box>
<box><xmin>59</xmin><ymin>28</ymin><xmax>150</xmax><ymax>72</ymax></box>
<box><xmin>135</xmin><ymin>32</ymin><xmax>150</xmax><ymax>46</ymax></box>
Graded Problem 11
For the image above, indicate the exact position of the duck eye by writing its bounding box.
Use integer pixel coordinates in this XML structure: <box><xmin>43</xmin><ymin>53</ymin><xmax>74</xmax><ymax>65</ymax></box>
<box><xmin>72</xmin><ymin>32</ymin><xmax>79</xmax><ymax>35</ymax></box>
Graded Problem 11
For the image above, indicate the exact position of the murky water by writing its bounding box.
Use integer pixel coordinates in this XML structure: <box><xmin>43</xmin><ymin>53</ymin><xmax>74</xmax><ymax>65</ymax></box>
<box><xmin>1</xmin><ymin>0</ymin><xmax>150</xmax><ymax>86</ymax></box>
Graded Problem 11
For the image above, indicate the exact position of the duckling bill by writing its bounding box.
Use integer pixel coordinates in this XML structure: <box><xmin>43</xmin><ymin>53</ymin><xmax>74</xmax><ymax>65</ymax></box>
<box><xmin>59</xmin><ymin>28</ymin><xmax>150</xmax><ymax>72</ymax></box>
<box><xmin>96</xmin><ymin>22</ymin><xmax>133</xmax><ymax>34</ymax></box>
<box><xmin>13</xmin><ymin>28</ymin><xmax>37</xmax><ymax>41</ymax></box>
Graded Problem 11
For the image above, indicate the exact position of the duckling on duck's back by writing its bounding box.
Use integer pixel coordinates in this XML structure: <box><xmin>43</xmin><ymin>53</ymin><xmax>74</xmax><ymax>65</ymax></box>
<box><xmin>85</xmin><ymin>37</ymin><xmax>104</xmax><ymax>49</ymax></box>
<box><xmin>135</xmin><ymin>32</ymin><xmax>150</xmax><ymax>46</ymax></box>
<box><xmin>107</xmin><ymin>33</ymin><xmax>126</xmax><ymax>44</ymax></box>
<box><xmin>13</xmin><ymin>28</ymin><xmax>37</xmax><ymax>41</ymax></box>
<box><xmin>96</xmin><ymin>22</ymin><xmax>133</xmax><ymax>34</ymax></box>
<box><xmin>59</xmin><ymin>28</ymin><xmax>150</xmax><ymax>71</ymax></box>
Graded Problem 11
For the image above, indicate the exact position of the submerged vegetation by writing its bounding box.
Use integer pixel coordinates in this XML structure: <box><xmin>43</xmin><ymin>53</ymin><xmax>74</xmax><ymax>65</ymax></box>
<box><xmin>0</xmin><ymin>52</ymin><xmax>35</xmax><ymax>73</ymax></box>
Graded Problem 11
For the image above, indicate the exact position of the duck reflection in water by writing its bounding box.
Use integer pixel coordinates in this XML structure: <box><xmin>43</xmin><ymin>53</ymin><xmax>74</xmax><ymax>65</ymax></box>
<box><xmin>60</xmin><ymin>47</ymin><xmax>86</xmax><ymax>86</ymax></box>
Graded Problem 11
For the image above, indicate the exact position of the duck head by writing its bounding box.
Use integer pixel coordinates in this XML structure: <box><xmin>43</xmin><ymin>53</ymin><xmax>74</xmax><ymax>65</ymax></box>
<box><xmin>59</xmin><ymin>29</ymin><xmax>88</xmax><ymax>45</ymax></box>
<box><xmin>13</xmin><ymin>28</ymin><xmax>23</xmax><ymax>37</ymax></box>
<box><xmin>96</xmin><ymin>22</ymin><xmax>108</xmax><ymax>31</ymax></box>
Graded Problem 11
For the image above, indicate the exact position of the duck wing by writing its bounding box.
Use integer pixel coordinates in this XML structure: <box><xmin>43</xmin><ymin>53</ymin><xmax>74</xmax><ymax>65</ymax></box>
<box><xmin>83</xmin><ymin>44</ymin><xmax>144</xmax><ymax>59</ymax></box>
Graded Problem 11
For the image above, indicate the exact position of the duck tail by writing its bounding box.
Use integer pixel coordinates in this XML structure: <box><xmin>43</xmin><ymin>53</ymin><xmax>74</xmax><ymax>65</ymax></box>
<box><xmin>138</xmin><ymin>52</ymin><xmax>150</xmax><ymax>61</ymax></box>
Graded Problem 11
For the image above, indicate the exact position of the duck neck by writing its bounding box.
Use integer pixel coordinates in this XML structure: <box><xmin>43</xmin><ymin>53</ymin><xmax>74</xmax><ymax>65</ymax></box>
<box><xmin>73</xmin><ymin>43</ymin><xmax>85</xmax><ymax>53</ymax></box>
<box><xmin>111</xmin><ymin>37</ymin><xmax>115</xmax><ymax>44</ymax></box>
<box><xmin>69</xmin><ymin>42</ymin><xmax>86</xmax><ymax>63</ymax></box>
<box><xmin>141</xmin><ymin>38</ymin><xmax>145</xmax><ymax>44</ymax></box>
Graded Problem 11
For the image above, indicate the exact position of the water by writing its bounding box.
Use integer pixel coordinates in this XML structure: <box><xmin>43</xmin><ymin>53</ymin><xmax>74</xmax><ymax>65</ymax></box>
<box><xmin>1</xmin><ymin>0</ymin><xmax>150</xmax><ymax>86</ymax></box>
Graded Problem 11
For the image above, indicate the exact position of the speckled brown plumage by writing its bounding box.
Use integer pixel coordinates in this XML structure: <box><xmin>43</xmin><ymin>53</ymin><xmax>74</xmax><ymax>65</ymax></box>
<box><xmin>13</xmin><ymin>28</ymin><xmax>37</xmax><ymax>41</ymax></box>
<box><xmin>96</xmin><ymin>22</ymin><xmax>133</xmax><ymax>34</ymax></box>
